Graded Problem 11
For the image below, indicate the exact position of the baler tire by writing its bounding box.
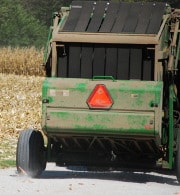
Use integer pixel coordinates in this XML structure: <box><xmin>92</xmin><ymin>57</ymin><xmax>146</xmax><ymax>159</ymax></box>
<box><xmin>16</xmin><ymin>129</ymin><xmax>46</xmax><ymax>178</ymax></box>
<box><xmin>176</xmin><ymin>129</ymin><xmax>180</xmax><ymax>183</ymax></box>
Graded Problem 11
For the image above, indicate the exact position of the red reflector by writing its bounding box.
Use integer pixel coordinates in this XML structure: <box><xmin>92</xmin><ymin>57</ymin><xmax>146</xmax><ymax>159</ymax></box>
<box><xmin>87</xmin><ymin>84</ymin><xmax>113</xmax><ymax>109</ymax></box>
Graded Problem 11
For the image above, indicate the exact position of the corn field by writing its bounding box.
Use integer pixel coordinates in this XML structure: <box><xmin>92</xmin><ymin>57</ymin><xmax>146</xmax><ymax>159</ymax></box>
<box><xmin>0</xmin><ymin>47</ymin><xmax>45</xmax><ymax>76</ymax></box>
<box><xmin>0</xmin><ymin>47</ymin><xmax>45</xmax><ymax>161</ymax></box>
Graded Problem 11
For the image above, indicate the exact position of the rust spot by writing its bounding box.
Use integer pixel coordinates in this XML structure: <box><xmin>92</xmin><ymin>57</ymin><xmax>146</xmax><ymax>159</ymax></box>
<box><xmin>144</xmin><ymin>124</ymin><xmax>152</xmax><ymax>129</ymax></box>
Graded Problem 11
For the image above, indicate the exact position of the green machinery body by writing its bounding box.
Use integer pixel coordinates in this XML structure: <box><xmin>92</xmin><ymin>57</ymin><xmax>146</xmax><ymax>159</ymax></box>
<box><xmin>42</xmin><ymin>1</ymin><xmax>180</xmax><ymax>168</ymax></box>
<box><xmin>42</xmin><ymin>79</ymin><xmax>162</xmax><ymax>138</ymax></box>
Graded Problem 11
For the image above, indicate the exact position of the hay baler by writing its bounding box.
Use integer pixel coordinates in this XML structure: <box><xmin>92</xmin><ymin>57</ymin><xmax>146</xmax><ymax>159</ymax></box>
<box><xmin>16</xmin><ymin>1</ymin><xmax>180</xmax><ymax>181</ymax></box>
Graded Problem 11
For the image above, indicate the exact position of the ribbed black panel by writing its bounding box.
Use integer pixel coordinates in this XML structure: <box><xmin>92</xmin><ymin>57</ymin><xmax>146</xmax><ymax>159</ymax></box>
<box><xmin>87</xmin><ymin>1</ymin><xmax>107</xmax><ymax>32</ymax></box>
<box><xmin>93</xmin><ymin>44</ymin><xmax>105</xmax><ymax>75</ymax></box>
<box><xmin>61</xmin><ymin>1</ymin><xmax>166</xmax><ymax>34</ymax></box>
<box><xmin>68</xmin><ymin>44</ymin><xmax>81</xmax><ymax>78</ymax></box>
<box><xmin>99</xmin><ymin>2</ymin><xmax>119</xmax><ymax>32</ymax></box>
<box><xmin>57</xmin><ymin>46</ymin><xmax>68</xmax><ymax>77</ymax></box>
<box><xmin>111</xmin><ymin>3</ymin><xmax>131</xmax><ymax>33</ymax></box>
<box><xmin>143</xmin><ymin>60</ymin><xmax>153</xmax><ymax>81</ymax></box>
<box><xmin>56</xmin><ymin>43</ymin><xmax>154</xmax><ymax>81</ymax></box>
<box><xmin>142</xmin><ymin>48</ymin><xmax>154</xmax><ymax>80</ymax></box>
<box><xmin>135</xmin><ymin>3</ymin><xmax>153</xmax><ymax>34</ymax></box>
<box><xmin>105</xmin><ymin>47</ymin><xmax>117</xmax><ymax>78</ymax></box>
<box><xmin>129</xmin><ymin>48</ymin><xmax>142</xmax><ymax>80</ymax></box>
<box><xmin>122</xmin><ymin>2</ymin><xmax>142</xmax><ymax>33</ymax></box>
<box><xmin>62</xmin><ymin>1</ymin><xmax>83</xmax><ymax>31</ymax></box>
<box><xmin>74</xmin><ymin>1</ymin><xmax>94</xmax><ymax>32</ymax></box>
<box><xmin>146</xmin><ymin>3</ymin><xmax>166</xmax><ymax>34</ymax></box>
<box><xmin>117</xmin><ymin>48</ymin><xmax>130</xmax><ymax>80</ymax></box>
<box><xmin>81</xmin><ymin>44</ymin><xmax>93</xmax><ymax>78</ymax></box>
<box><xmin>56</xmin><ymin>1</ymin><xmax>162</xmax><ymax>80</ymax></box>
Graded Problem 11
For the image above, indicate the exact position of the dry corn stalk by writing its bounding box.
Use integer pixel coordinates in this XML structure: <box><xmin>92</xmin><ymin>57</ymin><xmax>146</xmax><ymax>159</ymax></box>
<box><xmin>0</xmin><ymin>47</ymin><xmax>45</xmax><ymax>160</ymax></box>
<box><xmin>0</xmin><ymin>74</ymin><xmax>44</xmax><ymax>140</ymax></box>
<box><xmin>0</xmin><ymin>74</ymin><xmax>44</xmax><ymax>160</ymax></box>
<box><xmin>0</xmin><ymin>47</ymin><xmax>45</xmax><ymax>76</ymax></box>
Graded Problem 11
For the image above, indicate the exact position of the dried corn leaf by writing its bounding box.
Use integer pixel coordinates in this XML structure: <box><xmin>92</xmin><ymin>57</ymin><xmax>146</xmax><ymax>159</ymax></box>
<box><xmin>0</xmin><ymin>74</ymin><xmax>44</xmax><ymax>160</ymax></box>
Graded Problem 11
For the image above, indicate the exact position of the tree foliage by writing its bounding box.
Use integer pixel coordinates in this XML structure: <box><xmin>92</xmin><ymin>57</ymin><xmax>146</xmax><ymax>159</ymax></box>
<box><xmin>0</xmin><ymin>0</ymin><xmax>47</xmax><ymax>47</ymax></box>
<box><xmin>113</xmin><ymin>0</ymin><xmax>179</xmax><ymax>7</ymax></box>
<box><xmin>19</xmin><ymin>0</ymin><xmax>72</xmax><ymax>26</ymax></box>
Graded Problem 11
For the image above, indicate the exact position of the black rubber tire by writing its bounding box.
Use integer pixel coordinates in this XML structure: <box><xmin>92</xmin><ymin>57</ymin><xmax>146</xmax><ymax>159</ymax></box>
<box><xmin>176</xmin><ymin>129</ymin><xmax>180</xmax><ymax>183</ymax></box>
<box><xmin>16</xmin><ymin>129</ymin><xmax>46</xmax><ymax>177</ymax></box>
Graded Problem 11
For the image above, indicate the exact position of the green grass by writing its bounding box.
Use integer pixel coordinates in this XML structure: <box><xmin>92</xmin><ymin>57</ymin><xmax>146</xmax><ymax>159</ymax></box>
<box><xmin>0</xmin><ymin>136</ymin><xmax>17</xmax><ymax>169</ymax></box>
<box><xmin>0</xmin><ymin>159</ymin><xmax>16</xmax><ymax>169</ymax></box>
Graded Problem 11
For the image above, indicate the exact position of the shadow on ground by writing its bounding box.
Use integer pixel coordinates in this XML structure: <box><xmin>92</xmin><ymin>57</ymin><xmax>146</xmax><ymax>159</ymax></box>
<box><xmin>39</xmin><ymin>165</ymin><xmax>179</xmax><ymax>186</ymax></box>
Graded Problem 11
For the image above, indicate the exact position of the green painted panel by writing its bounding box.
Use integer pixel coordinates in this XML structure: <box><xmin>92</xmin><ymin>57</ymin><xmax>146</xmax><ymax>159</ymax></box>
<box><xmin>42</xmin><ymin>78</ymin><xmax>163</xmax><ymax>137</ymax></box>
<box><xmin>42</xmin><ymin>78</ymin><xmax>163</xmax><ymax>111</ymax></box>
<box><xmin>46</xmin><ymin>108</ymin><xmax>155</xmax><ymax>136</ymax></box>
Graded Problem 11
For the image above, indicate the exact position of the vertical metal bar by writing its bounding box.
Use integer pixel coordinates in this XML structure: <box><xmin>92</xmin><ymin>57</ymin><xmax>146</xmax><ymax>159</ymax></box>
<box><xmin>154</xmin><ymin>44</ymin><xmax>162</xmax><ymax>81</ymax></box>
<box><xmin>43</xmin><ymin>28</ymin><xmax>53</xmax><ymax>64</ymax></box>
<box><xmin>44</xmin><ymin>14</ymin><xmax>59</xmax><ymax>65</ymax></box>
<box><xmin>168</xmin><ymin>20</ymin><xmax>179</xmax><ymax>71</ymax></box>
<box><xmin>175</xmin><ymin>34</ymin><xmax>180</xmax><ymax>72</ymax></box>
<box><xmin>167</xmin><ymin>23</ymin><xmax>179</xmax><ymax>169</ymax></box>
<box><xmin>168</xmin><ymin>84</ymin><xmax>174</xmax><ymax>169</ymax></box>
<box><xmin>51</xmin><ymin>41</ymin><xmax>57</xmax><ymax>77</ymax></box>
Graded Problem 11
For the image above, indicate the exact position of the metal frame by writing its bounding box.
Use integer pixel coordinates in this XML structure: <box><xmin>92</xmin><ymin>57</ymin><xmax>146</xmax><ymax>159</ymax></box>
<box><xmin>53</xmin><ymin>32</ymin><xmax>158</xmax><ymax>44</ymax></box>
<box><xmin>166</xmin><ymin>10</ymin><xmax>180</xmax><ymax>168</ymax></box>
